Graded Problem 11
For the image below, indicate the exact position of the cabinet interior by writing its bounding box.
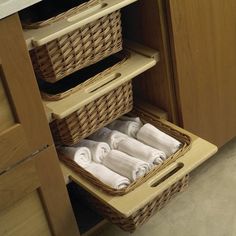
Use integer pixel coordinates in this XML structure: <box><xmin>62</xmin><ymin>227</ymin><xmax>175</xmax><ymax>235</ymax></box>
<box><xmin>121</xmin><ymin>0</ymin><xmax>178</xmax><ymax>123</ymax></box>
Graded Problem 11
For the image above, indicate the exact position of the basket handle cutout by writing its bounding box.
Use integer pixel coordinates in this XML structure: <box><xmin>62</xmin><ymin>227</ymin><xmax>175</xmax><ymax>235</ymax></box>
<box><xmin>67</xmin><ymin>3</ymin><xmax>108</xmax><ymax>22</ymax></box>
<box><xmin>87</xmin><ymin>73</ymin><xmax>121</xmax><ymax>93</ymax></box>
<box><xmin>150</xmin><ymin>162</ymin><xmax>184</xmax><ymax>188</ymax></box>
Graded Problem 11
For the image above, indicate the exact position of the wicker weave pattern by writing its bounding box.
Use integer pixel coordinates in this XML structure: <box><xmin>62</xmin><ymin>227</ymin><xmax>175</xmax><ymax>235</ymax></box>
<box><xmin>50</xmin><ymin>81</ymin><xmax>133</xmax><ymax>145</ymax></box>
<box><xmin>82</xmin><ymin>175</ymin><xmax>189</xmax><ymax>232</ymax></box>
<box><xmin>30</xmin><ymin>11</ymin><xmax>122</xmax><ymax>82</ymax></box>
<box><xmin>41</xmin><ymin>51</ymin><xmax>129</xmax><ymax>101</ymax></box>
<box><xmin>59</xmin><ymin>115</ymin><xmax>191</xmax><ymax>195</ymax></box>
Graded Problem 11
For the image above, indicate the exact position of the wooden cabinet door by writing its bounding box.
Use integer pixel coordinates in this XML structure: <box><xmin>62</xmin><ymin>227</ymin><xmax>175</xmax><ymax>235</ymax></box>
<box><xmin>0</xmin><ymin>146</ymin><xmax>79</xmax><ymax>236</ymax></box>
<box><xmin>167</xmin><ymin>0</ymin><xmax>236</xmax><ymax>146</ymax></box>
<box><xmin>0</xmin><ymin>14</ymin><xmax>53</xmax><ymax>172</ymax></box>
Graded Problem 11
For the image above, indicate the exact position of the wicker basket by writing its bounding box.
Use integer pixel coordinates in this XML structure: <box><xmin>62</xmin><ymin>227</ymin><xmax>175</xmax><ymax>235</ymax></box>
<box><xmin>39</xmin><ymin>51</ymin><xmax>129</xmax><ymax>101</ymax></box>
<box><xmin>59</xmin><ymin>114</ymin><xmax>191</xmax><ymax>195</ymax></box>
<box><xmin>70</xmin><ymin>175</ymin><xmax>189</xmax><ymax>232</ymax></box>
<box><xmin>24</xmin><ymin>0</ymin><xmax>123</xmax><ymax>83</ymax></box>
<box><xmin>50</xmin><ymin>81</ymin><xmax>133</xmax><ymax>145</ymax></box>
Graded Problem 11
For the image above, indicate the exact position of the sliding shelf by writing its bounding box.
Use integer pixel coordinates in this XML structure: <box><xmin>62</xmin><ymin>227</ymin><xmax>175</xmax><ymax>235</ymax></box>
<box><xmin>60</xmin><ymin>109</ymin><xmax>217</xmax><ymax>218</ymax></box>
<box><xmin>43</xmin><ymin>43</ymin><xmax>159</xmax><ymax>121</ymax></box>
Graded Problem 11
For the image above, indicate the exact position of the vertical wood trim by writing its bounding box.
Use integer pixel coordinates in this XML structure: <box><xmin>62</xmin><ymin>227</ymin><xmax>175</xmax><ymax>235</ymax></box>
<box><xmin>0</xmin><ymin>74</ymin><xmax>14</xmax><ymax>133</ymax></box>
<box><xmin>0</xmin><ymin>14</ymin><xmax>53</xmax><ymax>151</ymax></box>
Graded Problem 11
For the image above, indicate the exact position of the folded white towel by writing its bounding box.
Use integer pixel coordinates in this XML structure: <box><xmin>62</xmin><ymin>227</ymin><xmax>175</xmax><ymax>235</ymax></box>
<box><xmin>102</xmin><ymin>150</ymin><xmax>151</xmax><ymax>181</ymax></box>
<box><xmin>59</xmin><ymin>146</ymin><xmax>92</xmax><ymax>168</ymax></box>
<box><xmin>137</xmin><ymin>123</ymin><xmax>182</xmax><ymax>157</ymax></box>
<box><xmin>119</xmin><ymin>115</ymin><xmax>143</xmax><ymax>125</ymax></box>
<box><xmin>89</xmin><ymin>127</ymin><xmax>127</xmax><ymax>149</ymax></box>
<box><xmin>85</xmin><ymin>162</ymin><xmax>131</xmax><ymax>189</ymax></box>
<box><xmin>75</xmin><ymin>139</ymin><xmax>110</xmax><ymax>163</ymax></box>
<box><xmin>117</xmin><ymin>138</ymin><xmax>166</xmax><ymax>165</ymax></box>
<box><xmin>107</xmin><ymin>120</ymin><xmax>142</xmax><ymax>138</ymax></box>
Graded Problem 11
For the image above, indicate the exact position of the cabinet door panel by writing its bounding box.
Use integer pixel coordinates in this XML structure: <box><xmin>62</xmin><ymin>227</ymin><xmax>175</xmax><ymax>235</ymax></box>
<box><xmin>0</xmin><ymin>14</ymin><xmax>53</xmax><ymax>172</ymax></box>
<box><xmin>167</xmin><ymin>0</ymin><xmax>236</xmax><ymax>146</ymax></box>
<box><xmin>0</xmin><ymin>146</ymin><xmax>79</xmax><ymax>236</ymax></box>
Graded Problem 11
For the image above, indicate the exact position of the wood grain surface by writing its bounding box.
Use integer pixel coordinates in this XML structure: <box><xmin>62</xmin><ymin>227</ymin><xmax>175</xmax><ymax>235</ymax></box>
<box><xmin>167</xmin><ymin>0</ymin><xmax>236</xmax><ymax>146</ymax></box>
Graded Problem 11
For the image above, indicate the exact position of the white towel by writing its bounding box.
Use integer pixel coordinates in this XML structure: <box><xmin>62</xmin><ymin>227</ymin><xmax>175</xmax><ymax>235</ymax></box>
<box><xmin>59</xmin><ymin>146</ymin><xmax>92</xmax><ymax>168</ymax></box>
<box><xmin>74</xmin><ymin>139</ymin><xmax>110</xmax><ymax>163</ymax></box>
<box><xmin>107</xmin><ymin>120</ymin><xmax>142</xmax><ymax>138</ymax></box>
<box><xmin>85</xmin><ymin>162</ymin><xmax>131</xmax><ymax>190</ymax></box>
<box><xmin>102</xmin><ymin>150</ymin><xmax>151</xmax><ymax>181</ymax></box>
<box><xmin>119</xmin><ymin>115</ymin><xmax>143</xmax><ymax>125</ymax></box>
<box><xmin>89</xmin><ymin>127</ymin><xmax>127</xmax><ymax>149</ymax></box>
<box><xmin>117</xmin><ymin>138</ymin><xmax>166</xmax><ymax>165</ymax></box>
<box><xmin>137</xmin><ymin>123</ymin><xmax>182</xmax><ymax>157</ymax></box>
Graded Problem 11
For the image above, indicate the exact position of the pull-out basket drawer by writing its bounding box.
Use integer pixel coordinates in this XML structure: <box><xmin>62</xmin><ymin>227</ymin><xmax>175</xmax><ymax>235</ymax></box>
<box><xmin>23</xmin><ymin>0</ymin><xmax>138</xmax><ymax>82</ymax></box>
<box><xmin>61</xmin><ymin>110</ymin><xmax>217</xmax><ymax>232</ymax></box>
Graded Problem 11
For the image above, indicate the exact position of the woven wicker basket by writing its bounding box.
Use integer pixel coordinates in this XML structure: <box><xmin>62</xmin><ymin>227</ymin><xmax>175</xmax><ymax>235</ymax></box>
<box><xmin>24</xmin><ymin>0</ymin><xmax>123</xmax><ymax>83</ymax></box>
<box><xmin>40</xmin><ymin>51</ymin><xmax>129</xmax><ymax>101</ymax></box>
<box><xmin>59</xmin><ymin>114</ymin><xmax>191</xmax><ymax>195</ymax></box>
<box><xmin>50</xmin><ymin>81</ymin><xmax>133</xmax><ymax>145</ymax></box>
<box><xmin>70</xmin><ymin>175</ymin><xmax>189</xmax><ymax>232</ymax></box>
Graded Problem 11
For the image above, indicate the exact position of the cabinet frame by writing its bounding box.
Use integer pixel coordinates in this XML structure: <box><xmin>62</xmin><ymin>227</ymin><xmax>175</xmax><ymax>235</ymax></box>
<box><xmin>0</xmin><ymin>14</ymin><xmax>53</xmax><ymax>173</ymax></box>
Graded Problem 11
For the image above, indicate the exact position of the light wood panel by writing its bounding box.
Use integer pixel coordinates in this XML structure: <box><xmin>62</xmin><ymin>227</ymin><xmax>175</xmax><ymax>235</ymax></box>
<box><xmin>0</xmin><ymin>191</ymin><xmax>51</xmax><ymax>236</ymax></box>
<box><xmin>61</xmin><ymin>117</ymin><xmax>217</xmax><ymax>217</ymax></box>
<box><xmin>0</xmin><ymin>78</ymin><xmax>14</xmax><ymax>133</ymax></box>
<box><xmin>122</xmin><ymin>0</ymin><xmax>179</xmax><ymax>122</ymax></box>
<box><xmin>167</xmin><ymin>0</ymin><xmax>236</xmax><ymax>146</ymax></box>
<box><xmin>0</xmin><ymin>14</ymin><xmax>53</xmax><ymax>172</ymax></box>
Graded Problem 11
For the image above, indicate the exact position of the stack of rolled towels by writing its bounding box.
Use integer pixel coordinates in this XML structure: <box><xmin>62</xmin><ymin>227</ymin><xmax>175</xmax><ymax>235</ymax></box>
<box><xmin>59</xmin><ymin>115</ymin><xmax>182</xmax><ymax>190</ymax></box>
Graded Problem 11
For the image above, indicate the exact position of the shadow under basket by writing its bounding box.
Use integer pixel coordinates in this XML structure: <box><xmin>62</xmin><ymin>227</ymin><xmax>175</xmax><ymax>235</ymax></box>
<box><xmin>59</xmin><ymin>114</ymin><xmax>192</xmax><ymax>195</ymax></box>
<box><xmin>22</xmin><ymin>0</ymin><xmax>123</xmax><ymax>83</ymax></box>
<box><xmin>71</xmin><ymin>175</ymin><xmax>189</xmax><ymax>232</ymax></box>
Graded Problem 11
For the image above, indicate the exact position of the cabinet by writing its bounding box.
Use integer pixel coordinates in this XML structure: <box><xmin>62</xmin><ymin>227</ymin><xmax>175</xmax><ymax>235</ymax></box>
<box><xmin>0</xmin><ymin>14</ymin><xmax>79</xmax><ymax>236</ymax></box>
<box><xmin>0</xmin><ymin>0</ymin><xmax>226</xmax><ymax>234</ymax></box>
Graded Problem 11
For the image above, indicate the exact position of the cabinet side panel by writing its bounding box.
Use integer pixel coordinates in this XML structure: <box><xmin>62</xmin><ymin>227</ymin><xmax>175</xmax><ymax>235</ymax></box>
<box><xmin>168</xmin><ymin>0</ymin><xmax>236</xmax><ymax>146</ymax></box>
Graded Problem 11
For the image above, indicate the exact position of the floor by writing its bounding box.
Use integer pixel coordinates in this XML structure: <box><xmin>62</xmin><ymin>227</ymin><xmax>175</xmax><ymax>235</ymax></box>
<box><xmin>97</xmin><ymin>137</ymin><xmax>236</xmax><ymax>236</ymax></box>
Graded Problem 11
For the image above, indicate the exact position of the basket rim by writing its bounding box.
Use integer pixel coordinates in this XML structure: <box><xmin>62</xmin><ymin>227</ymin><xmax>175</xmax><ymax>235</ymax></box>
<box><xmin>59</xmin><ymin>114</ymin><xmax>192</xmax><ymax>196</ymax></box>
<box><xmin>22</xmin><ymin>0</ymin><xmax>101</xmax><ymax>29</ymax></box>
<box><xmin>41</xmin><ymin>50</ymin><xmax>130</xmax><ymax>101</ymax></box>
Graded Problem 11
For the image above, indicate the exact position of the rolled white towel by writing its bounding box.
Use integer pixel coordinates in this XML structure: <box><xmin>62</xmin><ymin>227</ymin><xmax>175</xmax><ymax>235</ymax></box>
<box><xmin>85</xmin><ymin>162</ymin><xmax>131</xmax><ymax>190</ymax></box>
<box><xmin>59</xmin><ymin>146</ymin><xmax>92</xmax><ymax>168</ymax></box>
<box><xmin>89</xmin><ymin>127</ymin><xmax>127</xmax><ymax>149</ymax></box>
<box><xmin>137</xmin><ymin>123</ymin><xmax>182</xmax><ymax>157</ymax></box>
<box><xmin>107</xmin><ymin>120</ymin><xmax>142</xmax><ymax>138</ymax></box>
<box><xmin>117</xmin><ymin>138</ymin><xmax>166</xmax><ymax>165</ymax></box>
<box><xmin>119</xmin><ymin>115</ymin><xmax>143</xmax><ymax>125</ymax></box>
<box><xmin>75</xmin><ymin>139</ymin><xmax>110</xmax><ymax>163</ymax></box>
<box><xmin>102</xmin><ymin>150</ymin><xmax>152</xmax><ymax>181</ymax></box>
